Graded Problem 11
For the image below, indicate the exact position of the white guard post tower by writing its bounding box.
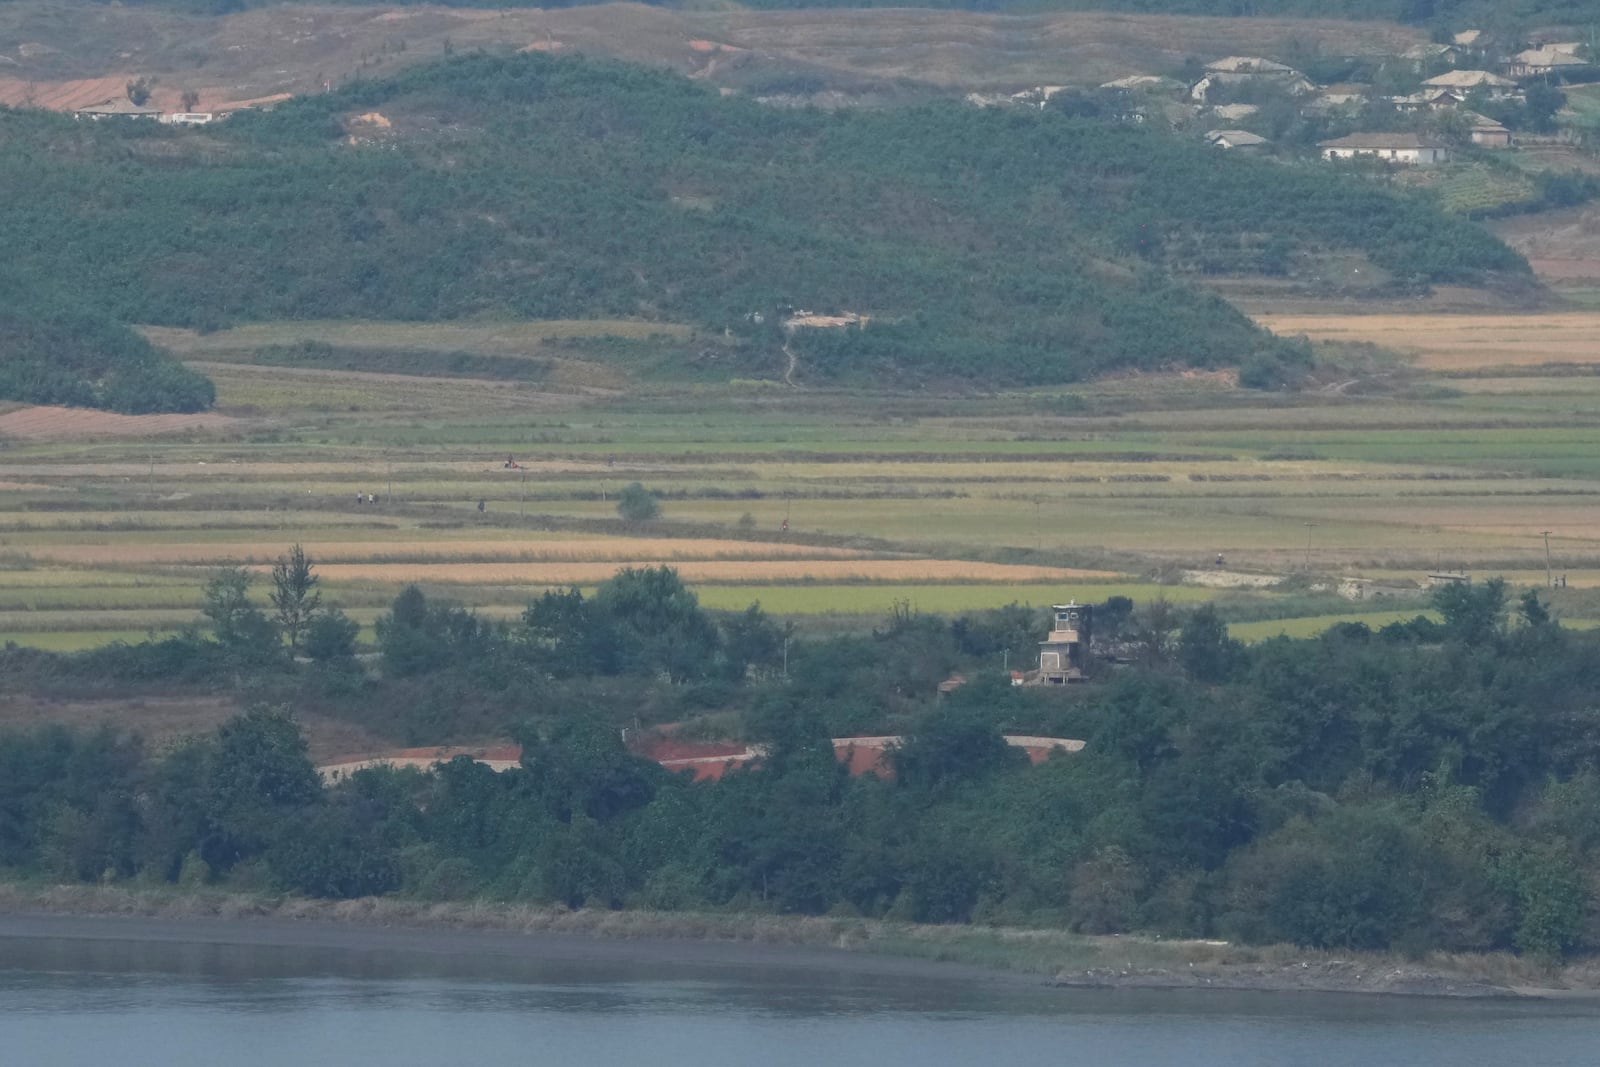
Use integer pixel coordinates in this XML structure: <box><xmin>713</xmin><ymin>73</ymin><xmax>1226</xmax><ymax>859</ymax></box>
<box><xmin>1037</xmin><ymin>602</ymin><xmax>1093</xmax><ymax>684</ymax></box>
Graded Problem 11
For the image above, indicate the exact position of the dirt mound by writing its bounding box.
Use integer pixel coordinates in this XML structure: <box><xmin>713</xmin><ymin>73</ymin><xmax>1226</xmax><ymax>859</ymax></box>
<box><xmin>0</xmin><ymin>405</ymin><xmax>236</xmax><ymax>441</ymax></box>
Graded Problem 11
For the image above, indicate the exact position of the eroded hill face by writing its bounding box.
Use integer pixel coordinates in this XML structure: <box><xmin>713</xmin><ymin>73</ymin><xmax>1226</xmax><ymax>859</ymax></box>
<box><xmin>0</xmin><ymin>1</ymin><xmax>1424</xmax><ymax>110</ymax></box>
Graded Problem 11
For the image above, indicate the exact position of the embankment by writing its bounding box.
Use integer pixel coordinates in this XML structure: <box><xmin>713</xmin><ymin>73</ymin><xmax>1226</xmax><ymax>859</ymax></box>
<box><xmin>0</xmin><ymin>884</ymin><xmax>1592</xmax><ymax>999</ymax></box>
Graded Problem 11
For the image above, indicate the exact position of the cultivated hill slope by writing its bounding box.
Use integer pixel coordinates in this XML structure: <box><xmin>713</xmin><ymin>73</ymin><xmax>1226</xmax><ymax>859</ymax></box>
<box><xmin>0</xmin><ymin>53</ymin><xmax>1527</xmax><ymax>385</ymax></box>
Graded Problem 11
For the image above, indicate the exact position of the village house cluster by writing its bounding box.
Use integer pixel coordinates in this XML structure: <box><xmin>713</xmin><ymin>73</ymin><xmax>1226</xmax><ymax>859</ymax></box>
<box><xmin>975</xmin><ymin>29</ymin><xmax>1594</xmax><ymax>167</ymax></box>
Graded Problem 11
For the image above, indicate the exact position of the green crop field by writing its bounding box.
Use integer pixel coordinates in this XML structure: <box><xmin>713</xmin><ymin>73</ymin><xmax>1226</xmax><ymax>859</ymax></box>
<box><xmin>5</xmin><ymin>311</ymin><xmax>1600</xmax><ymax>650</ymax></box>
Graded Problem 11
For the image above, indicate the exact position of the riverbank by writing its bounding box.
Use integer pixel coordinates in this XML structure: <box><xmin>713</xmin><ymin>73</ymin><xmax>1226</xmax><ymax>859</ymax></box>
<box><xmin>0</xmin><ymin>883</ymin><xmax>1592</xmax><ymax>999</ymax></box>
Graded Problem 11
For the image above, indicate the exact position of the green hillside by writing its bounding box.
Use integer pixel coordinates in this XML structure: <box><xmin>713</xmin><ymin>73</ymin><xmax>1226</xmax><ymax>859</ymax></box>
<box><xmin>0</xmin><ymin>297</ymin><xmax>215</xmax><ymax>414</ymax></box>
<box><xmin>0</xmin><ymin>53</ymin><xmax>1527</xmax><ymax>387</ymax></box>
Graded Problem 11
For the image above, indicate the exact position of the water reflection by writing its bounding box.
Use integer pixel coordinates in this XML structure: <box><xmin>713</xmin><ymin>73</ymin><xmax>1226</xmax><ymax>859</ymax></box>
<box><xmin>1</xmin><ymin>930</ymin><xmax>1599</xmax><ymax>1067</ymax></box>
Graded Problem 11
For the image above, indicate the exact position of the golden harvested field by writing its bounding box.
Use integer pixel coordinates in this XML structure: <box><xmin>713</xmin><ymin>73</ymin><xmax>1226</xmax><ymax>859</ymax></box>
<box><xmin>0</xmin><ymin>405</ymin><xmax>239</xmax><ymax>440</ymax></box>
<box><xmin>1254</xmin><ymin>312</ymin><xmax>1600</xmax><ymax>371</ymax></box>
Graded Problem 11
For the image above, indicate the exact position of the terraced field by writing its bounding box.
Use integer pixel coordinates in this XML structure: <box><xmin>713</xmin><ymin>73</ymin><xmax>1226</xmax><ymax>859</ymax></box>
<box><xmin>4</xmin><ymin>313</ymin><xmax>1600</xmax><ymax>649</ymax></box>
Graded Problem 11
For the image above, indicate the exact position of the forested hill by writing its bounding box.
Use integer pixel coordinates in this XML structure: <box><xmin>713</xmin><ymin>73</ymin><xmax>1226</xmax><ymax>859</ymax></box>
<box><xmin>0</xmin><ymin>291</ymin><xmax>215</xmax><ymax>414</ymax></box>
<box><xmin>1</xmin><ymin>53</ymin><xmax>1525</xmax><ymax>386</ymax></box>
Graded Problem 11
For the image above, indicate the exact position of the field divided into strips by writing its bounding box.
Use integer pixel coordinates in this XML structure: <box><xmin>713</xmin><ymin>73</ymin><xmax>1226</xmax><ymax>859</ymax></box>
<box><xmin>6</xmin><ymin>313</ymin><xmax>1600</xmax><ymax>648</ymax></box>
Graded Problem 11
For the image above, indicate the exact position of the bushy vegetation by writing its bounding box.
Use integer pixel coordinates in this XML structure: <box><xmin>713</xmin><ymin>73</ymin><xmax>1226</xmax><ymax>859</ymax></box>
<box><xmin>6</xmin><ymin>555</ymin><xmax>1600</xmax><ymax>962</ymax></box>
<box><xmin>0</xmin><ymin>300</ymin><xmax>214</xmax><ymax>414</ymax></box>
<box><xmin>0</xmin><ymin>53</ymin><xmax>1525</xmax><ymax>386</ymax></box>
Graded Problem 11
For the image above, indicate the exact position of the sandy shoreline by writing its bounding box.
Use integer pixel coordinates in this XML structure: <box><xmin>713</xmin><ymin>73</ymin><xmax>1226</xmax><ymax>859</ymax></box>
<box><xmin>0</xmin><ymin>885</ymin><xmax>1592</xmax><ymax>999</ymax></box>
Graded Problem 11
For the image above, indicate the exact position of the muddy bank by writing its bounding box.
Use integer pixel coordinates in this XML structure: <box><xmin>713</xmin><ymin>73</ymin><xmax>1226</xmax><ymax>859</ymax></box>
<box><xmin>0</xmin><ymin>884</ymin><xmax>1591</xmax><ymax>999</ymax></box>
<box><xmin>1048</xmin><ymin>961</ymin><xmax>1540</xmax><ymax>999</ymax></box>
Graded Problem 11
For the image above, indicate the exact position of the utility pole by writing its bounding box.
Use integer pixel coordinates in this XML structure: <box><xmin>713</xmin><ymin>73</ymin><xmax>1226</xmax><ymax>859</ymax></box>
<box><xmin>782</xmin><ymin>637</ymin><xmax>790</xmax><ymax>681</ymax></box>
<box><xmin>520</xmin><ymin>470</ymin><xmax>527</xmax><ymax>519</ymax></box>
<box><xmin>1543</xmin><ymin>530</ymin><xmax>1553</xmax><ymax>588</ymax></box>
<box><xmin>1303</xmin><ymin>522</ymin><xmax>1317</xmax><ymax>570</ymax></box>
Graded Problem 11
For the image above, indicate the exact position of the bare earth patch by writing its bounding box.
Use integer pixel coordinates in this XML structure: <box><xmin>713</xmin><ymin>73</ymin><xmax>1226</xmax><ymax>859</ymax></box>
<box><xmin>0</xmin><ymin>406</ymin><xmax>237</xmax><ymax>441</ymax></box>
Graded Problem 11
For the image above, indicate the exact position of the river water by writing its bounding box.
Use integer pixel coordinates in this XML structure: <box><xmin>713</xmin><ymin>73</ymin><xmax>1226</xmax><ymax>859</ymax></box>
<box><xmin>2</xmin><ymin>921</ymin><xmax>1598</xmax><ymax>1066</ymax></box>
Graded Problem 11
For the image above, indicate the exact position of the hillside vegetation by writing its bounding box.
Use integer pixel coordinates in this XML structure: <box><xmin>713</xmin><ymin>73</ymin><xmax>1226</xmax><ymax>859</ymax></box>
<box><xmin>0</xmin><ymin>295</ymin><xmax>215</xmax><ymax>414</ymax></box>
<box><xmin>0</xmin><ymin>53</ymin><xmax>1525</xmax><ymax>387</ymax></box>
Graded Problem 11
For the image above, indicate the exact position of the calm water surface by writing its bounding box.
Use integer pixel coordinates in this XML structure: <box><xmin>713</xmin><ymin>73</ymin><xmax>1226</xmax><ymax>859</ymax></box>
<box><xmin>2</xmin><ymin>929</ymin><xmax>1598</xmax><ymax>1066</ymax></box>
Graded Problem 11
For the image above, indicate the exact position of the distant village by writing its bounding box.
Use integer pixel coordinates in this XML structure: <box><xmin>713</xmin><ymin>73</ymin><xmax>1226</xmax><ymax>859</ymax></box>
<box><xmin>969</xmin><ymin>29</ymin><xmax>1599</xmax><ymax>167</ymax></box>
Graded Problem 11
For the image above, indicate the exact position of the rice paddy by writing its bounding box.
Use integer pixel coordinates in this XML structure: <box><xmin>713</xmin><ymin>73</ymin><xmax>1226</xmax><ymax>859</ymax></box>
<box><xmin>4</xmin><ymin>311</ymin><xmax>1600</xmax><ymax>650</ymax></box>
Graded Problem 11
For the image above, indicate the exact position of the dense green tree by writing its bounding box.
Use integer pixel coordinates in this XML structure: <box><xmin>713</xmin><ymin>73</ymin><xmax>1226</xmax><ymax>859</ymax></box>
<box><xmin>616</xmin><ymin>483</ymin><xmax>661</xmax><ymax>524</ymax></box>
<box><xmin>1178</xmin><ymin>603</ymin><xmax>1245</xmax><ymax>683</ymax></box>
<box><xmin>201</xmin><ymin>566</ymin><xmax>280</xmax><ymax>663</ymax></box>
<box><xmin>592</xmin><ymin>566</ymin><xmax>720</xmax><ymax>683</ymax></box>
<box><xmin>1432</xmin><ymin>577</ymin><xmax>1508</xmax><ymax>645</ymax></box>
<box><xmin>200</xmin><ymin>706</ymin><xmax>322</xmax><ymax>873</ymax></box>
<box><xmin>270</xmin><ymin>544</ymin><xmax>323</xmax><ymax>654</ymax></box>
<box><xmin>304</xmin><ymin>608</ymin><xmax>361</xmax><ymax>663</ymax></box>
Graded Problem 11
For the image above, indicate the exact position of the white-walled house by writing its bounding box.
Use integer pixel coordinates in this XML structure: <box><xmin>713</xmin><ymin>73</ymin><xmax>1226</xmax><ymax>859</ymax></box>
<box><xmin>1319</xmin><ymin>132</ymin><xmax>1452</xmax><ymax>165</ymax></box>
<box><xmin>1507</xmin><ymin>48</ymin><xmax>1588</xmax><ymax>77</ymax></box>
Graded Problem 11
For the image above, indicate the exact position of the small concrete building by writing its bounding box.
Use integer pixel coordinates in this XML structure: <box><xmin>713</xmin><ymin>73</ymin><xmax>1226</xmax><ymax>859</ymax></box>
<box><xmin>1206</xmin><ymin>129</ymin><xmax>1270</xmax><ymax>151</ymax></box>
<box><xmin>1464</xmin><ymin>113</ymin><xmax>1512</xmax><ymax>148</ymax></box>
<box><xmin>1320</xmin><ymin>132</ymin><xmax>1452</xmax><ymax>165</ymax></box>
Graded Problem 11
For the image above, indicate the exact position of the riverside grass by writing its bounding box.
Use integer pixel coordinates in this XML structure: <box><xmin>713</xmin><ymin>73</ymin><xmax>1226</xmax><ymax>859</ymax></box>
<box><xmin>0</xmin><ymin>882</ymin><xmax>1583</xmax><ymax>997</ymax></box>
<box><xmin>8</xmin><ymin>312</ymin><xmax>1600</xmax><ymax>648</ymax></box>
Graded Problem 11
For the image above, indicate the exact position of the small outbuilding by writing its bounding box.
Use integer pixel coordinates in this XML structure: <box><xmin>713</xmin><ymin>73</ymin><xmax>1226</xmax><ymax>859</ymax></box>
<box><xmin>1464</xmin><ymin>113</ymin><xmax>1512</xmax><ymax>148</ymax></box>
<box><xmin>1206</xmin><ymin>129</ymin><xmax>1270</xmax><ymax>151</ymax></box>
